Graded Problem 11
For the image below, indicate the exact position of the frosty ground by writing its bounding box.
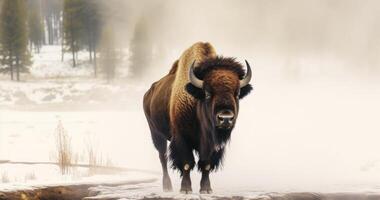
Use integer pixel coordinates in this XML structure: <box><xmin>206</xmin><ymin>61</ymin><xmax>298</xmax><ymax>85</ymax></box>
<box><xmin>1</xmin><ymin>46</ymin><xmax>380</xmax><ymax>199</ymax></box>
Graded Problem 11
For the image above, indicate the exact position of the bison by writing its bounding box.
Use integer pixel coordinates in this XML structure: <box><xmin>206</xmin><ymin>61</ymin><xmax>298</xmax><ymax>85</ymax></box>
<box><xmin>143</xmin><ymin>42</ymin><xmax>253</xmax><ymax>193</ymax></box>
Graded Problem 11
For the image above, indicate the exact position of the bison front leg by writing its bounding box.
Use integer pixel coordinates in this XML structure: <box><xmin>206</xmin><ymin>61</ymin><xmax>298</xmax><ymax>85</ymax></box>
<box><xmin>198</xmin><ymin>161</ymin><xmax>212</xmax><ymax>194</ymax></box>
<box><xmin>200</xmin><ymin>167</ymin><xmax>212</xmax><ymax>193</ymax></box>
<box><xmin>169</xmin><ymin>136</ymin><xmax>195</xmax><ymax>194</ymax></box>
<box><xmin>181</xmin><ymin>164</ymin><xmax>192</xmax><ymax>194</ymax></box>
<box><xmin>198</xmin><ymin>150</ymin><xmax>224</xmax><ymax>194</ymax></box>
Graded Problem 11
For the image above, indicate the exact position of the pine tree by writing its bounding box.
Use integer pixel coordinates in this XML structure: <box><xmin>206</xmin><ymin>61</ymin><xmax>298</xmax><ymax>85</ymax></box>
<box><xmin>99</xmin><ymin>26</ymin><xmax>117</xmax><ymax>83</ymax></box>
<box><xmin>41</xmin><ymin>0</ymin><xmax>62</xmax><ymax>45</ymax></box>
<box><xmin>129</xmin><ymin>16</ymin><xmax>153</xmax><ymax>79</ymax></box>
<box><xmin>28</xmin><ymin>2</ymin><xmax>44</xmax><ymax>53</ymax></box>
<box><xmin>81</xmin><ymin>0</ymin><xmax>101</xmax><ymax>77</ymax></box>
<box><xmin>63</xmin><ymin>0</ymin><xmax>84</xmax><ymax>68</ymax></box>
<box><xmin>0</xmin><ymin>0</ymin><xmax>31</xmax><ymax>81</ymax></box>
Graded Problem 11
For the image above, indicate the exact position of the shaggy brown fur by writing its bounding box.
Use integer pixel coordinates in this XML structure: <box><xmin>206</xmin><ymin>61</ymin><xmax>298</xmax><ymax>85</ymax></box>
<box><xmin>143</xmin><ymin>42</ymin><xmax>252</xmax><ymax>193</ymax></box>
<box><xmin>169</xmin><ymin>42</ymin><xmax>217</xmax><ymax>129</ymax></box>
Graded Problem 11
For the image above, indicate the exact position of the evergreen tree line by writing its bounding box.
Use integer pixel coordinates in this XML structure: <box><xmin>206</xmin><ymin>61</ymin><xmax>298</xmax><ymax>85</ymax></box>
<box><xmin>0</xmin><ymin>0</ymin><xmax>120</xmax><ymax>81</ymax></box>
<box><xmin>0</xmin><ymin>0</ymin><xmax>30</xmax><ymax>81</ymax></box>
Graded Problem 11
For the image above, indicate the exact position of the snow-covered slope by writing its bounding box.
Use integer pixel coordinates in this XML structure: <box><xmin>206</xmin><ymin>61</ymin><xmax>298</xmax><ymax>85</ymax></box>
<box><xmin>30</xmin><ymin>46</ymin><xmax>94</xmax><ymax>78</ymax></box>
<box><xmin>0</xmin><ymin>79</ymin><xmax>146</xmax><ymax>110</ymax></box>
<box><xmin>28</xmin><ymin>45</ymin><xmax>129</xmax><ymax>79</ymax></box>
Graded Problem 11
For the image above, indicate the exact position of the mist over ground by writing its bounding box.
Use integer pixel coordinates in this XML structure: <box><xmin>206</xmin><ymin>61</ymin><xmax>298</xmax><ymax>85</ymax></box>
<box><xmin>107</xmin><ymin>0</ymin><xmax>380</xmax><ymax>81</ymax></box>
<box><xmin>1</xmin><ymin>0</ymin><xmax>380</xmax><ymax>194</ymax></box>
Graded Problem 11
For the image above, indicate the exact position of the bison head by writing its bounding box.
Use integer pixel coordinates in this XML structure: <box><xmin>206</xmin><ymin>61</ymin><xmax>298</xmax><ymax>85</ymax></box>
<box><xmin>185</xmin><ymin>57</ymin><xmax>252</xmax><ymax>143</ymax></box>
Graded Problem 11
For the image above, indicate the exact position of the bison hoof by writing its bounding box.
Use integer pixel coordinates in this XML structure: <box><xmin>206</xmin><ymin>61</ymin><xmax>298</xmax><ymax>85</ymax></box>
<box><xmin>200</xmin><ymin>189</ymin><xmax>213</xmax><ymax>194</ymax></box>
<box><xmin>163</xmin><ymin>185</ymin><xmax>173</xmax><ymax>192</ymax></box>
<box><xmin>180</xmin><ymin>188</ymin><xmax>192</xmax><ymax>194</ymax></box>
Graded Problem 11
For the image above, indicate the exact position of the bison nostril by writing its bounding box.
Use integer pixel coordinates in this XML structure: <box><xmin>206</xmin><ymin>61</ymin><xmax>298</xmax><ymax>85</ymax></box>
<box><xmin>217</xmin><ymin>110</ymin><xmax>234</xmax><ymax>125</ymax></box>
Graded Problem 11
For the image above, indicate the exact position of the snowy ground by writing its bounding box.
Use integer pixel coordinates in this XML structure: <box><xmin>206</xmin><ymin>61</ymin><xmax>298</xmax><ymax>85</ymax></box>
<box><xmin>0</xmin><ymin>45</ymin><xmax>134</xmax><ymax>110</ymax></box>
<box><xmin>1</xmin><ymin>46</ymin><xmax>380</xmax><ymax>199</ymax></box>
<box><xmin>30</xmin><ymin>46</ymin><xmax>94</xmax><ymax>78</ymax></box>
<box><xmin>2</xmin><ymin>80</ymin><xmax>380</xmax><ymax>198</ymax></box>
<box><xmin>29</xmin><ymin>45</ymin><xmax>130</xmax><ymax>79</ymax></box>
<box><xmin>0</xmin><ymin>79</ymin><xmax>146</xmax><ymax>111</ymax></box>
<box><xmin>0</xmin><ymin>165</ymin><xmax>156</xmax><ymax>193</ymax></box>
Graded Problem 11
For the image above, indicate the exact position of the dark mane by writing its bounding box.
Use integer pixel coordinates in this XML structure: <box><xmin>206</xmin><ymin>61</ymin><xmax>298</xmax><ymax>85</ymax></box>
<box><xmin>194</xmin><ymin>56</ymin><xmax>246</xmax><ymax>79</ymax></box>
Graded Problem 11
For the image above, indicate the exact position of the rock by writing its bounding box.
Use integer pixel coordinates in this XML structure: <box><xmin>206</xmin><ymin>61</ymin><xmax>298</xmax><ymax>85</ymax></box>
<box><xmin>42</xmin><ymin>94</ymin><xmax>56</xmax><ymax>101</ymax></box>
<box><xmin>0</xmin><ymin>193</ymin><xmax>6</xmax><ymax>200</ymax></box>
<box><xmin>13</xmin><ymin>91</ymin><xmax>35</xmax><ymax>105</ymax></box>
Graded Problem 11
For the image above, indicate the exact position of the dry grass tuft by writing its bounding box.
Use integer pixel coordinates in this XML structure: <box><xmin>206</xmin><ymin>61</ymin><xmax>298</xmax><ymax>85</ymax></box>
<box><xmin>25</xmin><ymin>172</ymin><xmax>36</xmax><ymax>181</ymax></box>
<box><xmin>52</xmin><ymin>120</ymin><xmax>113</xmax><ymax>176</ymax></box>
<box><xmin>55</xmin><ymin>120</ymin><xmax>73</xmax><ymax>175</ymax></box>
<box><xmin>85</xmin><ymin>138</ymin><xmax>113</xmax><ymax>175</ymax></box>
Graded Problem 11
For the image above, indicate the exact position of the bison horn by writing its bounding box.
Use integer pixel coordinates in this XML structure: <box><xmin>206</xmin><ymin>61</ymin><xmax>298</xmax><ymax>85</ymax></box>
<box><xmin>189</xmin><ymin>60</ymin><xmax>203</xmax><ymax>89</ymax></box>
<box><xmin>240</xmin><ymin>60</ymin><xmax>252</xmax><ymax>88</ymax></box>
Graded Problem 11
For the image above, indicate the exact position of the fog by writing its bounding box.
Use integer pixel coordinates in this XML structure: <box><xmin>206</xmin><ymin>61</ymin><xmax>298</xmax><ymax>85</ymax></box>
<box><xmin>101</xmin><ymin>0</ymin><xmax>380</xmax><ymax>192</ymax></box>
<box><xmin>1</xmin><ymin>0</ymin><xmax>380</xmax><ymax>194</ymax></box>
<box><xmin>104</xmin><ymin>0</ymin><xmax>380</xmax><ymax>81</ymax></box>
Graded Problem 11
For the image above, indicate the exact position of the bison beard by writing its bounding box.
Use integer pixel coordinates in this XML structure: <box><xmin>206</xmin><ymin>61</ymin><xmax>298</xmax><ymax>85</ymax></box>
<box><xmin>143</xmin><ymin>42</ymin><xmax>252</xmax><ymax>194</ymax></box>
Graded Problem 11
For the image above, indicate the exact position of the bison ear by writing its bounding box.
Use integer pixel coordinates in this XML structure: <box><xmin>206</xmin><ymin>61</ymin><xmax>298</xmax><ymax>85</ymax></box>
<box><xmin>239</xmin><ymin>84</ymin><xmax>253</xmax><ymax>99</ymax></box>
<box><xmin>185</xmin><ymin>83</ymin><xmax>205</xmax><ymax>99</ymax></box>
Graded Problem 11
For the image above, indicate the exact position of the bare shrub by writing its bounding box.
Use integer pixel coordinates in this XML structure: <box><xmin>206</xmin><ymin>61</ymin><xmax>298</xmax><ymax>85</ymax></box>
<box><xmin>85</xmin><ymin>138</ymin><xmax>113</xmax><ymax>175</ymax></box>
<box><xmin>86</xmin><ymin>139</ymin><xmax>101</xmax><ymax>175</ymax></box>
<box><xmin>55</xmin><ymin>120</ymin><xmax>73</xmax><ymax>175</ymax></box>
<box><xmin>25</xmin><ymin>172</ymin><xmax>36</xmax><ymax>181</ymax></box>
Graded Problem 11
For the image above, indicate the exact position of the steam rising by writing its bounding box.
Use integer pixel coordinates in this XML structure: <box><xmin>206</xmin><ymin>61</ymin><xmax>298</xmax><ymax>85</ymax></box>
<box><xmin>101</xmin><ymin>0</ymin><xmax>380</xmax><ymax>81</ymax></box>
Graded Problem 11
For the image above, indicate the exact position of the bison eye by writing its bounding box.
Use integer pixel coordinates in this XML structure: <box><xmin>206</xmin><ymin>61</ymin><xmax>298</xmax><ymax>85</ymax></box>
<box><xmin>205</xmin><ymin>91</ymin><xmax>211</xmax><ymax>100</ymax></box>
